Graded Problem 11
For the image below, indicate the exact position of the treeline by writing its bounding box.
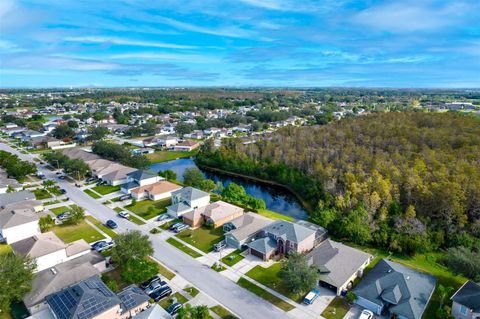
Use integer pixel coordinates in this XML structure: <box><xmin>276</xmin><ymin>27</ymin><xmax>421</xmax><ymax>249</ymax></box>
<box><xmin>92</xmin><ymin>141</ymin><xmax>149</xmax><ymax>169</ymax></box>
<box><xmin>197</xmin><ymin>112</ymin><xmax>480</xmax><ymax>258</ymax></box>
<box><xmin>43</xmin><ymin>151</ymin><xmax>90</xmax><ymax>179</ymax></box>
<box><xmin>0</xmin><ymin>151</ymin><xmax>36</xmax><ymax>180</ymax></box>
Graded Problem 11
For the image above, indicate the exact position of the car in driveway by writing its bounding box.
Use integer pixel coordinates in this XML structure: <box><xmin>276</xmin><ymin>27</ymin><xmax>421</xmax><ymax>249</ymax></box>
<box><xmin>57</xmin><ymin>212</ymin><xmax>71</xmax><ymax>221</ymax></box>
<box><xmin>145</xmin><ymin>280</ymin><xmax>168</xmax><ymax>295</ymax></box>
<box><xmin>169</xmin><ymin>222</ymin><xmax>184</xmax><ymax>231</ymax></box>
<box><xmin>105</xmin><ymin>219</ymin><xmax>118</xmax><ymax>229</ymax></box>
<box><xmin>358</xmin><ymin>309</ymin><xmax>374</xmax><ymax>319</ymax></box>
<box><xmin>166</xmin><ymin>302</ymin><xmax>182</xmax><ymax>315</ymax></box>
<box><xmin>214</xmin><ymin>240</ymin><xmax>226</xmax><ymax>252</ymax></box>
<box><xmin>117</xmin><ymin>211</ymin><xmax>130</xmax><ymax>219</ymax></box>
<box><xmin>91</xmin><ymin>240</ymin><xmax>114</xmax><ymax>252</ymax></box>
<box><xmin>149</xmin><ymin>285</ymin><xmax>172</xmax><ymax>302</ymax></box>
<box><xmin>140</xmin><ymin>275</ymin><xmax>162</xmax><ymax>290</ymax></box>
<box><xmin>157</xmin><ymin>214</ymin><xmax>169</xmax><ymax>222</ymax></box>
<box><xmin>302</xmin><ymin>288</ymin><xmax>320</xmax><ymax>305</ymax></box>
<box><xmin>174</xmin><ymin>224</ymin><xmax>189</xmax><ymax>233</ymax></box>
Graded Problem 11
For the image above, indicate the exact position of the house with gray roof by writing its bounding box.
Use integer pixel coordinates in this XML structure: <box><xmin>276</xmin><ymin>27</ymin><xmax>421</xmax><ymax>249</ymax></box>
<box><xmin>0</xmin><ymin>190</ymin><xmax>36</xmax><ymax>208</ymax></box>
<box><xmin>117</xmin><ymin>285</ymin><xmax>150</xmax><ymax>318</ymax></box>
<box><xmin>134</xmin><ymin>304</ymin><xmax>172</xmax><ymax>319</ymax></box>
<box><xmin>224</xmin><ymin>212</ymin><xmax>274</xmax><ymax>249</ymax></box>
<box><xmin>166</xmin><ymin>187</ymin><xmax>210</xmax><ymax>218</ymax></box>
<box><xmin>451</xmin><ymin>280</ymin><xmax>480</xmax><ymax>319</ymax></box>
<box><xmin>307</xmin><ymin>239</ymin><xmax>372</xmax><ymax>295</ymax></box>
<box><xmin>121</xmin><ymin>170</ymin><xmax>161</xmax><ymax>194</ymax></box>
<box><xmin>353</xmin><ymin>259</ymin><xmax>436</xmax><ymax>319</ymax></box>
<box><xmin>247</xmin><ymin>220</ymin><xmax>316</xmax><ymax>260</ymax></box>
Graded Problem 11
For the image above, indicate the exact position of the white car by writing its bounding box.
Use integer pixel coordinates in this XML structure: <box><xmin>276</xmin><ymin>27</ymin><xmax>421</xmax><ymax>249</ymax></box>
<box><xmin>118</xmin><ymin>211</ymin><xmax>130</xmax><ymax>219</ymax></box>
<box><xmin>359</xmin><ymin>309</ymin><xmax>374</xmax><ymax>319</ymax></box>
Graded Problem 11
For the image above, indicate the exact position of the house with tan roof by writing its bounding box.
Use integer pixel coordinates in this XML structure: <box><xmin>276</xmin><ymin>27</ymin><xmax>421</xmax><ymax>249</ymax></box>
<box><xmin>182</xmin><ymin>200</ymin><xmax>244</xmax><ymax>228</ymax></box>
<box><xmin>11</xmin><ymin>231</ymin><xmax>91</xmax><ymax>272</ymax></box>
<box><xmin>173</xmin><ymin>140</ymin><xmax>200</xmax><ymax>152</ymax></box>
<box><xmin>131</xmin><ymin>181</ymin><xmax>182</xmax><ymax>201</ymax></box>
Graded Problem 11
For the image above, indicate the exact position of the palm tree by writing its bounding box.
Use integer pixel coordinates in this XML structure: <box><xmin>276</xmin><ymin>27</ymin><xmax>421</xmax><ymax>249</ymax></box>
<box><xmin>43</xmin><ymin>179</ymin><xmax>55</xmax><ymax>189</ymax></box>
<box><xmin>176</xmin><ymin>304</ymin><xmax>211</xmax><ymax>319</ymax></box>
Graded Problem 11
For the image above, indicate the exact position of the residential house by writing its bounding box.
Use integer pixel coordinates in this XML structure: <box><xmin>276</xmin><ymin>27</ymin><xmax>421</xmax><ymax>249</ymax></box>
<box><xmin>11</xmin><ymin>231</ymin><xmax>91</xmax><ymax>272</ymax></box>
<box><xmin>307</xmin><ymin>239</ymin><xmax>372</xmax><ymax>295</ymax></box>
<box><xmin>19</xmin><ymin>130</ymin><xmax>46</xmax><ymax>142</ymax></box>
<box><xmin>0</xmin><ymin>173</ymin><xmax>23</xmax><ymax>193</ymax></box>
<box><xmin>0</xmin><ymin>190</ymin><xmax>36</xmax><ymax>207</ymax></box>
<box><xmin>130</xmin><ymin>181</ymin><xmax>182</xmax><ymax>201</ymax></box>
<box><xmin>224</xmin><ymin>212</ymin><xmax>275</xmax><ymax>249</ymax></box>
<box><xmin>101</xmin><ymin>166</ymin><xmax>137</xmax><ymax>186</ymax></box>
<box><xmin>166</xmin><ymin>187</ymin><xmax>210</xmax><ymax>218</ymax></box>
<box><xmin>185</xmin><ymin>130</ymin><xmax>204</xmax><ymax>140</ymax></box>
<box><xmin>134</xmin><ymin>304</ymin><xmax>172</xmax><ymax>319</ymax></box>
<box><xmin>131</xmin><ymin>148</ymin><xmax>155</xmax><ymax>155</ymax></box>
<box><xmin>247</xmin><ymin>220</ymin><xmax>316</xmax><ymax>261</ymax></box>
<box><xmin>45</xmin><ymin>275</ymin><xmax>150</xmax><ymax>319</ymax></box>
<box><xmin>182</xmin><ymin>200</ymin><xmax>244</xmax><ymax>228</ymax></box>
<box><xmin>173</xmin><ymin>140</ymin><xmax>200</xmax><ymax>152</ymax></box>
<box><xmin>204</xmin><ymin>127</ymin><xmax>221</xmax><ymax>136</ymax></box>
<box><xmin>157</xmin><ymin>136</ymin><xmax>178</xmax><ymax>148</ymax></box>
<box><xmin>24</xmin><ymin>251</ymin><xmax>107</xmax><ymax>314</ymax></box>
<box><xmin>451</xmin><ymin>281</ymin><xmax>480</xmax><ymax>319</ymax></box>
<box><xmin>353</xmin><ymin>259</ymin><xmax>436</xmax><ymax>319</ymax></box>
<box><xmin>0</xmin><ymin>200</ymin><xmax>43</xmax><ymax>244</ymax></box>
<box><xmin>121</xmin><ymin>170</ymin><xmax>161</xmax><ymax>194</ymax></box>
<box><xmin>232</xmin><ymin>124</ymin><xmax>252</xmax><ymax>133</ymax></box>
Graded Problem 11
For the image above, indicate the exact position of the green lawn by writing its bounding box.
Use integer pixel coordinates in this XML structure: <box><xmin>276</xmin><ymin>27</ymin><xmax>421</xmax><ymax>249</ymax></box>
<box><xmin>146</xmin><ymin>150</ymin><xmax>198</xmax><ymax>164</ymax></box>
<box><xmin>51</xmin><ymin>220</ymin><xmax>105</xmax><ymax>243</ymax></box>
<box><xmin>166</xmin><ymin>238</ymin><xmax>202</xmax><ymax>258</ymax></box>
<box><xmin>257</xmin><ymin>209</ymin><xmax>295</xmax><ymax>222</ymax></box>
<box><xmin>221</xmin><ymin>249</ymin><xmax>245</xmax><ymax>267</ymax></box>
<box><xmin>84</xmin><ymin>189</ymin><xmax>101</xmax><ymax>199</ymax></box>
<box><xmin>321</xmin><ymin>296</ymin><xmax>350</xmax><ymax>319</ymax></box>
<box><xmin>44</xmin><ymin>200</ymin><xmax>61</xmax><ymax>206</ymax></box>
<box><xmin>50</xmin><ymin>206</ymin><xmax>71</xmax><ymax>216</ymax></box>
<box><xmin>210</xmin><ymin>305</ymin><xmax>238</xmax><ymax>319</ymax></box>
<box><xmin>245</xmin><ymin>263</ymin><xmax>303</xmax><ymax>302</ymax></box>
<box><xmin>48</xmin><ymin>186</ymin><xmax>63</xmax><ymax>196</ymax></box>
<box><xmin>128</xmin><ymin>214</ymin><xmax>146</xmax><ymax>225</ymax></box>
<box><xmin>0</xmin><ymin>244</ymin><xmax>12</xmax><ymax>256</ymax></box>
<box><xmin>211</xmin><ymin>263</ymin><xmax>226</xmax><ymax>272</ymax></box>
<box><xmin>92</xmin><ymin>184</ymin><xmax>120</xmax><ymax>195</ymax></box>
<box><xmin>158</xmin><ymin>292</ymin><xmax>188</xmax><ymax>309</ymax></box>
<box><xmin>125</xmin><ymin>198</ymin><xmax>171</xmax><ymax>220</ymax></box>
<box><xmin>85</xmin><ymin>215</ymin><xmax>118</xmax><ymax>238</ymax></box>
<box><xmin>33</xmin><ymin>188</ymin><xmax>52</xmax><ymax>200</ymax></box>
<box><xmin>113</xmin><ymin>207</ymin><xmax>123</xmax><ymax>213</ymax></box>
<box><xmin>237</xmin><ymin>278</ymin><xmax>294</xmax><ymax>312</ymax></box>
<box><xmin>175</xmin><ymin>226</ymin><xmax>224</xmax><ymax>253</ymax></box>
<box><xmin>183</xmin><ymin>287</ymin><xmax>199</xmax><ymax>298</ymax></box>
<box><xmin>152</xmin><ymin>259</ymin><xmax>176</xmax><ymax>280</ymax></box>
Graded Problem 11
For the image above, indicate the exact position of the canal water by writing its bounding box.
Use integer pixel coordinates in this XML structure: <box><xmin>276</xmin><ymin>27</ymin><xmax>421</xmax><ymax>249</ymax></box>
<box><xmin>149</xmin><ymin>158</ymin><xmax>308</xmax><ymax>220</ymax></box>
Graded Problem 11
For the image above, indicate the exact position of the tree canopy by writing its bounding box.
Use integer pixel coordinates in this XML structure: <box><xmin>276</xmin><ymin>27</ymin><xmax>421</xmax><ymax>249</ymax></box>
<box><xmin>111</xmin><ymin>230</ymin><xmax>153</xmax><ymax>265</ymax></box>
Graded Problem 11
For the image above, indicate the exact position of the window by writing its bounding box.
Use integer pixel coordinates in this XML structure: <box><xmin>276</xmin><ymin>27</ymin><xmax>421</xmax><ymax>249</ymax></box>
<box><xmin>460</xmin><ymin>305</ymin><xmax>467</xmax><ymax>315</ymax></box>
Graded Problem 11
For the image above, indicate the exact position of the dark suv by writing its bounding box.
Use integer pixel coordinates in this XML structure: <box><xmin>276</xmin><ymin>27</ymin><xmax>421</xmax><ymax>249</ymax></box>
<box><xmin>149</xmin><ymin>286</ymin><xmax>172</xmax><ymax>302</ymax></box>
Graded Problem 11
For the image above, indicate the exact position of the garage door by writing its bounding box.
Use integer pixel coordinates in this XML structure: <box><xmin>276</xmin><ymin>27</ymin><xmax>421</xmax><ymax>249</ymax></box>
<box><xmin>250</xmin><ymin>248</ymin><xmax>265</xmax><ymax>260</ymax></box>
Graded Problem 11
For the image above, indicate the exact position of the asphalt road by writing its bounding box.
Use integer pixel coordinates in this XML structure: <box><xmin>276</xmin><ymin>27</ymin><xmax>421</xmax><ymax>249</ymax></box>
<box><xmin>0</xmin><ymin>142</ymin><xmax>293</xmax><ymax>319</ymax></box>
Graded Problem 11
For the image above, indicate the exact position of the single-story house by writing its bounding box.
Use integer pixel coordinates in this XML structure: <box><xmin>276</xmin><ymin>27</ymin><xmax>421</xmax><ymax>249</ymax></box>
<box><xmin>166</xmin><ymin>187</ymin><xmax>210</xmax><ymax>218</ymax></box>
<box><xmin>247</xmin><ymin>220</ymin><xmax>316</xmax><ymax>261</ymax></box>
<box><xmin>130</xmin><ymin>181</ymin><xmax>182</xmax><ymax>201</ymax></box>
<box><xmin>224</xmin><ymin>212</ymin><xmax>275</xmax><ymax>249</ymax></box>
<box><xmin>307</xmin><ymin>239</ymin><xmax>372</xmax><ymax>295</ymax></box>
<box><xmin>23</xmin><ymin>251</ymin><xmax>106</xmax><ymax>314</ymax></box>
<box><xmin>353</xmin><ymin>259</ymin><xmax>436</xmax><ymax>319</ymax></box>
<box><xmin>0</xmin><ymin>200</ymin><xmax>44</xmax><ymax>244</ymax></box>
<box><xmin>173</xmin><ymin>140</ymin><xmax>200</xmax><ymax>152</ymax></box>
<box><xmin>450</xmin><ymin>280</ymin><xmax>480</xmax><ymax>319</ymax></box>
<box><xmin>101</xmin><ymin>166</ymin><xmax>138</xmax><ymax>186</ymax></box>
<box><xmin>182</xmin><ymin>200</ymin><xmax>244</xmax><ymax>228</ymax></box>
<box><xmin>11</xmin><ymin>231</ymin><xmax>91</xmax><ymax>272</ymax></box>
<box><xmin>0</xmin><ymin>190</ymin><xmax>36</xmax><ymax>208</ymax></box>
<box><xmin>0</xmin><ymin>175</ymin><xmax>23</xmax><ymax>193</ymax></box>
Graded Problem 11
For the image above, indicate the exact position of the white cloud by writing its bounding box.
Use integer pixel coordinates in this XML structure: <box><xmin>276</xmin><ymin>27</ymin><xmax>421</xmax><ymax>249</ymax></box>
<box><xmin>109</xmin><ymin>52</ymin><xmax>220</xmax><ymax>63</ymax></box>
<box><xmin>0</xmin><ymin>39</ymin><xmax>24</xmax><ymax>52</ymax></box>
<box><xmin>64</xmin><ymin>36</ymin><xmax>197</xmax><ymax>49</ymax></box>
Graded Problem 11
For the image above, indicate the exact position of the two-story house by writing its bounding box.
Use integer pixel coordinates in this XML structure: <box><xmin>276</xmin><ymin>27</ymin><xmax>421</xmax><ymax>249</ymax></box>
<box><xmin>166</xmin><ymin>187</ymin><xmax>210</xmax><ymax>218</ymax></box>
<box><xmin>451</xmin><ymin>281</ymin><xmax>480</xmax><ymax>319</ymax></box>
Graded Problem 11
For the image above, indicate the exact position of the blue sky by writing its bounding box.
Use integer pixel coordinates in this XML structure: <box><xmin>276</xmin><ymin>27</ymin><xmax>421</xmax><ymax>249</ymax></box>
<box><xmin>1</xmin><ymin>0</ymin><xmax>479</xmax><ymax>88</ymax></box>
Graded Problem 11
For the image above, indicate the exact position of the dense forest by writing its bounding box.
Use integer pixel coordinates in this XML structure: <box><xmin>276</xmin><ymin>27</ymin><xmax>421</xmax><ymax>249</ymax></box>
<box><xmin>198</xmin><ymin>112</ymin><xmax>480</xmax><ymax>256</ymax></box>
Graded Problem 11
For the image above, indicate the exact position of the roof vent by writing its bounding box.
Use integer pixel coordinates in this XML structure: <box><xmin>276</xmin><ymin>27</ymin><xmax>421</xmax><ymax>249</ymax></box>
<box><xmin>406</xmin><ymin>276</ymin><xmax>410</xmax><ymax>280</ymax></box>
<box><xmin>50</xmin><ymin>268</ymin><xmax>57</xmax><ymax>275</ymax></box>
<box><xmin>387</xmin><ymin>269</ymin><xmax>392</xmax><ymax>273</ymax></box>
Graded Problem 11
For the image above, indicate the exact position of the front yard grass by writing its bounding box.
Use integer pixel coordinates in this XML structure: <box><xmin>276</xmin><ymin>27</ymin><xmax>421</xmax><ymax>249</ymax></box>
<box><xmin>125</xmin><ymin>198</ymin><xmax>171</xmax><ymax>220</ymax></box>
<box><xmin>210</xmin><ymin>305</ymin><xmax>238</xmax><ymax>319</ymax></box>
<box><xmin>160</xmin><ymin>219</ymin><xmax>182</xmax><ymax>230</ymax></box>
<box><xmin>183</xmin><ymin>287</ymin><xmax>199</xmax><ymax>298</ymax></box>
<box><xmin>321</xmin><ymin>296</ymin><xmax>350</xmax><ymax>319</ymax></box>
<box><xmin>33</xmin><ymin>188</ymin><xmax>52</xmax><ymax>200</ymax></box>
<box><xmin>245</xmin><ymin>263</ymin><xmax>303</xmax><ymax>302</ymax></box>
<box><xmin>158</xmin><ymin>292</ymin><xmax>188</xmax><ymax>309</ymax></box>
<box><xmin>237</xmin><ymin>278</ymin><xmax>294</xmax><ymax>312</ymax></box>
<box><xmin>221</xmin><ymin>249</ymin><xmax>245</xmax><ymax>267</ymax></box>
<box><xmin>85</xmin><ymin>215</ymin><xmax>118</xmax><ymax>238</ymax></box>
<box><xmin>146</xmin><ymin>150</ymin><xmax>197</xmax><ymax>164</ymax></box>
<box><xmin>92</xmin><ymin>184</ymin><xmax>120</xmax><ymax>195</ymax></box>
<box><xmin>84</xmin><ymin>189</ymin><xmax>101</xmax><ymax>199</ymax></box>
<box><xmin>175</xmin><ymin>226</ymin><xmax>224</xmax><ymax>253</ymax></box>
<box><xmin>150</xmin><ymin>258</ymin><xmax>176</xmax><ymax>280</ymax></box>
<box><xmin>51</xmin><ymin>220</ymin><xmax>105</xmax><ymax>243</ymax></box>
<box><xmin>257</xmin><ymin>209</ymin><xmax>294</xmax><ymax>222</ymax></box>
<box><xmin>166</xmin><ymin>238</ymin><xmax>202</xmax><ymax>258</ymax></box>
<box><xmin>48</xmin><ymin>186</ymin><xmax>63</xmax><ymax>196</ymax></box>
<box><xmin>128</xmin><ymin>214</ymin><xmax>146</xmax><ymax>225</ymax></box>
<box><xmin>50</xmin><ymin>206</ymin><xmax>70</xmax><ymax>216</ymax></box>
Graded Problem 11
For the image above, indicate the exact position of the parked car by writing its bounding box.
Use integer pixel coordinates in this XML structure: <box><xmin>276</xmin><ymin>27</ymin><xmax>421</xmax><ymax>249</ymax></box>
<box><xmin>157</xmin><ymin>214</ymin><xmax>170</xmax><ymax>222</ymax></box>
<box><xmin>119</xmin><ymin>194</ymin><xmax>131</xmax><ymax>201</ymax></box>
<box><xmin>57</xmin><ymin>212</ymin><xmax>71</xmax><ymax>221</ymax></box>
<box><xmin>106</xmin><ymin>220</ymin><xmax>118</xmax><ymax>229</ymax></box>
<box><xmin>174</xmin><ymin>224</ymin><xmax>189</xmax><ymax>233</ymax></box>
<box><xmin>145</xmin><ymin>280</ymin><xmax>168</xmax><ymax>295</ymax></box>
<box><xmin>55</xmin><ymin>171</ymin><xmax>62</xmax><ymax>175</ymax></box>
<box><xmin>149</xmin><ymin>286</ymin><xmax>172</xmax><ymax>302</ymax></box>
<box><xmin>169</xmin><ymin>222</ymin><xmax>184</xmax><ymax>231</ymax></box>
<box><xmin>86</xmin><ymin>177</ymin><xmax>96</xmax><ymax>183</ymax></box>
<box><xmin>91</xmin><ymin>240</ymin><xmax>114</xmax><ymax>252</ymax></box>
<box><xmin>118</xmin><ymin>211</ymin><xmax>130</xmax><ymax>219</ymax></box>
<box><xmin>166</xmin><ymin>302</ymin><xmax>182</xmax><ymax>315</ymax></box>
<box><xmin>59</xmin><ymin>188</ymin><xmax>67</xmax><ymax>194</ymax></box>
<box><xmin>302</xmin><ymin>289</ymin><xmax>320</xmax><ymax>305</ymax></box>
<box><xmin>57</xmin><ymin>175</ymin><xmax>66</xmax><ymax>180</ymax></box>
<box><xmin>214</xmin><ymin>240</ymin><xmax>226</xmax><ymax>252</ymax></box>
<box><xmin>358</xmin><ymin>310</ymin><xmax>374</xmax><ymax>319</ymax></box>
<box><xmin>140</xmin><ymin>275</ymin><xmax>162</xmax><ymax>290</ymax></box>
